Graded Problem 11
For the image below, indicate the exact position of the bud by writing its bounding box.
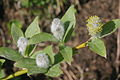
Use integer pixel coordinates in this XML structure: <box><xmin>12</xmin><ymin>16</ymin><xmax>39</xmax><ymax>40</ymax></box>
<box><xmin>36</xmin><ymin>53</ymin><xmax>50</xmax><ymax>68</ymax></box>
<box><xmin>86</xmin><ymin>16</ymin><xmax>103</xmax><ymax>37</ymax></box>
<box><xmin>51</xmin><ymin>18</ymin><xmax>64</xmax><ymax>40</ymax></box>
<box><xmin>17</xmin><ymin>37</ymin><xmax>28</xmax><ymax>55</ymax></box>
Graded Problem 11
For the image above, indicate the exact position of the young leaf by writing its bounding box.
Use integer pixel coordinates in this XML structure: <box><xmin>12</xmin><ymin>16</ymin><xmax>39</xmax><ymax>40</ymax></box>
<box><xmin>0</xmin><ymin>47</ymin><xmax>23</xmax><ymax>61</ymax></box>
<box><xmin>25</xmin><ymin>16</ymin><xmax>41</xmax><ymax>38</ymax></box>
<box><xmin>43</xmin><ymin>45</ymin><xmax>55</xmax><ymax>64</ymax></box>
<box><xmin>11</xmin><ymin>24</ymin><xmax>24</xmax><ymax>43</ymax></box>
<box><xmin>88</xmin><ymin>38</ymin><xmax>106</xmax><ymax>57</ymax></box>
<box><xmin>14</xmin><ymin>58</ymin><xmax>48</xmax><ymax>75</ymax></box>
<box><xmin>61</xmin><ymin>5</ymin><xmax>76</xmax><ymax>42</ymax></box>
<box><xmin>0</xmin><ymin>59</ymin><xmax>5</xmax><ymax>67</ymax></box>
<box><xmin>28</xmin><ymin>32</ymin><xmax>58</xmax><ymax>44</ymax></box>
<box><xmin>46</xmin><ymin>64</ymin><xmax>63</xmax><ymax>77</ymax></box>
<box><xmin>60</xmin><ymin>46</ymin><xmax>73</xmax><ymax>64</ymax></box>
<box><xmin>100</xmin><ymin>19</ymin><xmax>120</xmax><ymax>37</ymax></box>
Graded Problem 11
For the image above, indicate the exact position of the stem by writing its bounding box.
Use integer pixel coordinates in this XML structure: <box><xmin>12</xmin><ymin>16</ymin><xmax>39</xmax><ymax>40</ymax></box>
<box><xmin>75</xmin><ymin>42</ymin><xmax>88</xmax><ymax>49</ymax></box>
<box><xmin>75</xmin><ymin>38</ymin><xmax>92</xmax><ymax>49</ymax></box>
<box><xmin>2</xmin><ymin>69</ymin><xmax>28</xmax><ymax>80</ymax></box>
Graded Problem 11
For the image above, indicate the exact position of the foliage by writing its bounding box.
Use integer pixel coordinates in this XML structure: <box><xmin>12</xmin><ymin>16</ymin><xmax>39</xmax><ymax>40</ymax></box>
<box><xmin>88</xmin><ymin>38</ymin><xmax>106</xmax><ymax>57</ymax></box>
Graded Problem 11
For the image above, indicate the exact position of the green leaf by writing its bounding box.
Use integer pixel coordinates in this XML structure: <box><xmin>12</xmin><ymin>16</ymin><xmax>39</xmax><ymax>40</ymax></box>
<box><xmin>0</xmin><ymin>47</ymin><xmax>23</xmax><ymax>61</ymax></box>
<box><xmin>14</xmin><ymin>58</ymin><xmax>48</xmax><ymax>75</ymax></box>
<box><xmin>11</xmin><ymin>24</ymin><xmax>24</xmax><ymax>43</ymax></box>
<box><xmin>46</xmin><ymin>64</ymin><xmax>63</xmax><ymax>77</ymax></box>
<box><xmin>43</xmin><ymin>45</ymin><xmax>55</xmax><ymax>64</ymax></box>
<box><xmin>88</xmin><ymin>38</ymin><xmax>106</xmax><ymax>57</ymax></box>
<box><xmin>0</xmin><ymin>59</ymin><xmax>5</xmax><ymax>67</ymax></box>
<box><xmin>25</xmin><ymin>16</ymin><xmax>41</xmax><ymax>38</ymax></box>
<box><xmin>61</xmin><ymin>5</ymin><xmax>76</xmax><ymax>42</ymax></box>
<box><xmin>54</xmin><ymin>53</ymin><xmax>64</xmax><ymax>65</ymax></box>
<box><xmin>24</xmin><ymin>44</ymin><xmax>36</xmax><ymax>57</ymax></box>
<box><xmin>100</xmin><ymin>19</ymin><xmax>120</xmax><ymax>37</ymax></box>
<box><xmin>60</xmin><ymin>46</ymin><xmax>73</xmax><ymax>64</ymax></box>
<box><xmin>28</xmin><ymin>32</ymin><xmax>58</xmax><ymax>44</ymax></box>
<box><xmin>0</xmin><ymin>69</ymin><xmax>5</xmax><ymax>79</ymax></box>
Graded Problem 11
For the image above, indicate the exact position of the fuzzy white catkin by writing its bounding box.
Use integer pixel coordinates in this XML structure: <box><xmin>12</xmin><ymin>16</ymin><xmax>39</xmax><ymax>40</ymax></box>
<box><xmin>17</xmin><ymin>37</ymin><xmax>28</xmax><ymax>55</ymax></box>
<box><xmin>36</xmin><ymin>53</ymin><xmax>50</xmax><ymax>68</ymax></box>
<box><xmin>51</xmin><ymin>18</ymin><xmax>64</xmax><ymax>40</ymax></box>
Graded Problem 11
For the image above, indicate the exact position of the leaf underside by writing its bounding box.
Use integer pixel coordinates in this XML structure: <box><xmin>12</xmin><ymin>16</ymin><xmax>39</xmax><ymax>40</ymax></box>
<box><xmin>88</xmin><ymin>38</ymin><xmax>106</xmax><ymax>57</ymax></box>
